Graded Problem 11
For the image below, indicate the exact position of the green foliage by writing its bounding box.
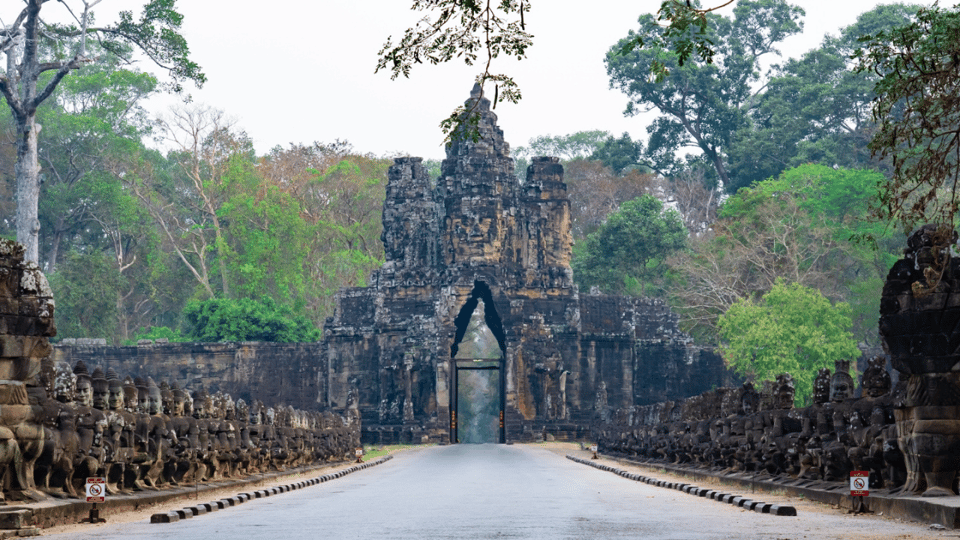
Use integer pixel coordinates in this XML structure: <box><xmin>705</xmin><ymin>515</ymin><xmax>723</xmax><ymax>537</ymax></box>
<box><xmin>717</xmin><ymin>279</ymin><xmax>859</xmax><ymax>405</ymax></box>
<box><xmin>573</xmin><ymin>195</ymin><xmax>686</xmax><ymax>296</ymax></box>
<box><xmin>126</xmin><ymin>326</ymin><xmax>189</xmax><ymax>345</ymax></box>
<box><xmin>183</xmin><ymin>297</ymin><xmax>321</xmax><ymax>343</ymax></box>
<box><xmin>855</xmin><ymin>2</ymin><xmax>960</xmax><ymax>233</ymax></box>
<box><xmin>48</xmin><ymin>250</ymin><xmax>121</xmax><ymax>343</ymax></box>
<box><xmin>605</xmin><ymin>0</ymin><xmax>804</xmax><ymax>191</ymax></box>
<box><xmin>726</xmin><ymin>4</ymin><xmax>917</xmax><ymax>191</ymax></box>
<box><xmin>377</xmin><ymin>1</ymin><xmax>532</xmax><ymax>141</ymax></box>
<box><xmin>514</xmin><ymin>131</ymin><xmax>611</xmax><ymax>162</ymax></box>
<box><xmin>589</xmin><ymin>132</ymin><xmax>644</xmax><ymax>175</ymax></box>
<box><xmin>669</xmin><ymin>164</ymin><xmax>898</xmax><ymax>345</ymax></box>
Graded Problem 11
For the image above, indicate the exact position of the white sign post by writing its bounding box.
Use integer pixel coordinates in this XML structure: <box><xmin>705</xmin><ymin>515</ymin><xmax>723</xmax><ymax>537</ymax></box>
<box><xmin>82</xmin><ymin>477</ymin><xmax>107</xmax><ymax>523</ymax></box>
<box><xmin>355</xmin><ymin>447</ymin><xmax>364</xmax><ymax>464</ymax></box>
<box><xmin>849</xmin><ymin>471</ymin><xmax>870</xmax><ymax>514</ymax></box>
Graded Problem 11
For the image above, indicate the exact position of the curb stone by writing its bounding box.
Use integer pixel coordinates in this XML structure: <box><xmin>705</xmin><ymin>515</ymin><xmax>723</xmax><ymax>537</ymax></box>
<box><xmin>566</xmin><ymin>455</ymin><xmax>797</xmax><ymax>517</ymax></box>
<box><xmin>151</xmin><ymin>455</ymin><xmax>394</xmax><ymax>524</ymax></box>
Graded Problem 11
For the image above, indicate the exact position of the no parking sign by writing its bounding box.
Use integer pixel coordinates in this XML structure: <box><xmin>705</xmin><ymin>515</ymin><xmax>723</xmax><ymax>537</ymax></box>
<box><xmin>86</xmin><ymin>477</ymin><xmax>106</xmax><ymax>503</ymax></box>
<box><xmin>850</xmin><ymin>471</ymin><xmax>869</xmax><ymax>497</ymax></box>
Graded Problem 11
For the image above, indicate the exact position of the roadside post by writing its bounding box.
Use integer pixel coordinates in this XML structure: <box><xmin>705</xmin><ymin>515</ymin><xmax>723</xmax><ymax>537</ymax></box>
<box><xmin>850</xmin><ymin>470</ymin><xmax>871</xmax><ymax>514</ymax></box>
<box><xmin>356</xmin><ymin>447</ymin><xmax>364</xmax><ymax>463</ymax></box>
<box><xmin>81</xmin><ymin>477</ymin><xmax>107</xmax><ymax>523</ymax></box>
<box><xmin>590</xmin><ymin>444</ymin><xmax>599</xmax><ymax>460</ymax></box>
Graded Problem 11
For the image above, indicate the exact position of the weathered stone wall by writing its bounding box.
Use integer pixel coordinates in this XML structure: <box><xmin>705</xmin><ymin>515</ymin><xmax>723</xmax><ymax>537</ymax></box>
<box><xmin>53</xmin><ymin>341</ymin><xmax>325</xmax><ymax>410</ymax></box>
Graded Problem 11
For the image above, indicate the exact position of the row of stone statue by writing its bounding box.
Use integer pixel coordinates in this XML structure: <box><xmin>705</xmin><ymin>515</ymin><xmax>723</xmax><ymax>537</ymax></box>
<box><xmin>592</xmin><ymin>356</ymin><xmax>949</xmax><ymax>496</ymax></box>
<box><xmin>1</xmin><ymin>358</ymin><xmax>360</xmax><ymax>502</ymax></box>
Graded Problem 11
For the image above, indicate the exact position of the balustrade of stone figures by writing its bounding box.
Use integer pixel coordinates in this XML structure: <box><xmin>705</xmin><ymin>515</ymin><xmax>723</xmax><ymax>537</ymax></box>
<box><xmin>0</xmin><ymin>358</ymin><xmax>360</xmax><ymax>502</ymax></box>
<box><xmin>593</xmin><ymin>358</ymin><xmax>905</xmax><ymax>492</ymax></box>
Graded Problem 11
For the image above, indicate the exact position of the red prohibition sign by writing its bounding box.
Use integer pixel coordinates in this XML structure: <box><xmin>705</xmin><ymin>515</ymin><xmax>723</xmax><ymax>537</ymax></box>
<box><xmin>853</xmin><ymin>478</ymin><xmax>866</xmax><ymax>490</ymax></box>
<box><xmin>89</xmin><ymin>484</ymin><xmax>103</xmax><ymax>496</ymax></box>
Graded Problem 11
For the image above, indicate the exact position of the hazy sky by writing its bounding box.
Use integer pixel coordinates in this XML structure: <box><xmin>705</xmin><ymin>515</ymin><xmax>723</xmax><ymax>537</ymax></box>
<box><xmin>22</xmin><ymin>1</ymin><xmax>921</xmax><ymax>160</ymax></box>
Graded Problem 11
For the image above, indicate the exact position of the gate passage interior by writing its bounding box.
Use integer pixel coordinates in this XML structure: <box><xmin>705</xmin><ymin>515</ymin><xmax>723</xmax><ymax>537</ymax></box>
<box><xmin>450</xmin><ymin>358</ymin><xmax>506</xmax><ymax>444</ymax></box>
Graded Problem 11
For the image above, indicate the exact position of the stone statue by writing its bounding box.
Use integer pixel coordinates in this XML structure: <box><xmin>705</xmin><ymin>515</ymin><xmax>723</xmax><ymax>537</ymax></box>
<box><xmin>774</xmin><ymin>373</ymin><xmax>795</xmax><ymax>410</ymax></box>
<box><xmin>862</xmin><ymin>356</ymin><xmax>892</xmax><ymax>398</ymax></box>
<box><xmin>829</xmin><ymin>360</ymin><xmax>854</xmax><ymax>403</ymax></box>
<box><xmin>813</xmin><ymin>368</ymin><xmax>831</xmax><ymax>406</ymax></box>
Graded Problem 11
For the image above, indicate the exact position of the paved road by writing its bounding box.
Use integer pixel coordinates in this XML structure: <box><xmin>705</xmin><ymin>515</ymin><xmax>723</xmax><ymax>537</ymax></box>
<box><xmin>50</xmin><ymin>445</ymin><xmax>941</xmax><ymax>540</ymax></box>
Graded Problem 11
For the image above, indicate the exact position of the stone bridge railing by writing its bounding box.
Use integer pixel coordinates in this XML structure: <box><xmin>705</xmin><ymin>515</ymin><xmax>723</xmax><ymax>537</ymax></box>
<box><xmin>0</xmin><ymin>238</ymin><xmax>360</xmax><ymax>503</ymax></box>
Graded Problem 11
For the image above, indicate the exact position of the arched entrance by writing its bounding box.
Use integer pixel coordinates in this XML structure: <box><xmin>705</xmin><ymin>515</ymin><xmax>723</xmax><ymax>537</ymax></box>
<box><xmin>449</xmin><ymin>281</ymin><xmax>506</xmax><ymax>443</ymax></box>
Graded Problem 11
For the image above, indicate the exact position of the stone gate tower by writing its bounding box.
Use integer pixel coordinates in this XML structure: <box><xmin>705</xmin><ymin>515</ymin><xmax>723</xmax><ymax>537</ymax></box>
<box><xmin>321</xmin><ymin>86</ymin><xmax>726</xmax><ymax>443</ymax></box>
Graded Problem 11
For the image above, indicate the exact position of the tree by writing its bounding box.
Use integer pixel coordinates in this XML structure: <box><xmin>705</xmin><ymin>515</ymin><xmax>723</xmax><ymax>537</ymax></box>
<box><xmin>588</xmin><ymin>132</ymin><xmax>645</xmax><ymax>175</ymax></box>
<box><xmin>855</xmin><ymin>3</ymin><xmax>960</xmax><ymax>234</ymax></box>
<box><xmin>513</xmin><ymin>130</ymin><xmax>611</xmax><ymax>162</ymax></box>
<box><xmin>605</xmin><ymin>0</ymin><xmax>804</xmax><ymax>192</ymax></box>
<box><xmin>48</xmin><ymin>249</ymin><xmax>121</xmax><ymax>341</ymax></box>
<box><xmin>34</xmin><ymin>52</ymin><xmax>158</xmax><ymax>271</ymax></box>
<box><xmin>381</xmin><ymin>1</ymin><xmax>752</xmax><ymax>139</ymax></box>
<box><xmin>183</xmin><ymin>297</ymin><xmax>321</xmax><ymax>343</ymax></box>
<box><xmin>0</xmin><ymin>0</ymin><xmax>204</xmax><ymax>263</ymax></box>
<box><xmin>668</xmin><ymin>164</ymin><xmax>896</xmax><ymax>344</ymax></box>
<box><xmin>563</xmin><ymin>159</ymin><xmax>655</xmax><ymax>239</ymax></box>
<box><xmin>572</xmin><ymin>194</ymin><xmax>686</xmax><ymax>296</ymax></box>
<box><xmin>726</xmin><ymin>4</ymin><xmax>918</xmax><ymax>190</ymax></box>
<box><xmin>717</xmin><ymin>279</ymin><xmax>860</xmax><ymax>405</ymax></box>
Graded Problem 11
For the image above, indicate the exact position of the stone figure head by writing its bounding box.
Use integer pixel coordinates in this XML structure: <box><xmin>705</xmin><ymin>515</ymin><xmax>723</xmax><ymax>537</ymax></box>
<box><xmin>122</xmin><ymin>376</ymin><xmax>139</xmax><ymax>412</ymax></box>
<box><xmin>74</xmin><ymin>361</ymin><xmax>93</xmax><ymax>407</ymax></box>
<box><xmin>813</xmin><ymin>368</ymin><xmax>832</xmax><ymax>405</ymax></box>
<box><xmin>171</xmin><ymin>384</ymin><xmax>186</xmax><ymax>417</ymax></box>
<box><xmin>236</xmin><ymin>399</ymin><xmax>249</xmax><ymax>424</ymax></box>
<box><xmin>861</xmin><ymin>355</ymin><xmax>892</xmax><ymax>398</ymax></box>
<box><xmin>91</xmin><ymin>367</ymin><xmax>109</xmax><ymax>410</ymax></box>
<box><xmin>192</xmin><ymin>389</ymin><xmax>208</xmax><ymax>419</ymax></box>
<box><xmin>146</xmin><ymin>378</ymin><xmax>163</xmax><ymax>415</ymax></box>
<box><xmin>135</xmin><ymin>377</ymin><xmax>150</xmax><ymax>413</ymax></box>
<box><xmin>830</xmin><ymin>360</ymin><xmax>854</xmax><ymax>402</ymax></box>
<box><xmin>107</xmin><ymin>368</ymin><xmax>124</xmax><ymax>410</ymax></box>
<box><xmin>53</xmin><ymin>360</ymin><xmax>76</xmax><ymax>403</ymax></box>
<box><xmin>775</xmin><ymin>373</ymin><xmax>796</xmax><ymax>410</ymax></box>
<box><xmin>740</xmin><ymin>382</ymin><xmax>759</xmax><ymax>415</ymax></box>
<box><xmin>39</xmin><ymin>357</ymin><xmax>56</xmax><ymax>398</ymax></box>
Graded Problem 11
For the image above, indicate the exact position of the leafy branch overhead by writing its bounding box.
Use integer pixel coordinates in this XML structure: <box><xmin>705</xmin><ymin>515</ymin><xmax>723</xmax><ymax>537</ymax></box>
<box><xmin>376</xmin><ymin>0</ymin><xmax>533</xmax><ymax>141</ymax></box>
<box><xmin>378</xmin><ymin>1</ymin><xmax>734</xmax><ymax>141</ymax></box>
<box><xmin>855</xmin><ymin>3</ymin><xmax>960</xmax><ymax>234</ymax></box>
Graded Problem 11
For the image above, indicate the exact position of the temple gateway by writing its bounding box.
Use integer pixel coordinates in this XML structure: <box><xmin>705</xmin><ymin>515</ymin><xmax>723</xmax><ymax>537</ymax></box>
<box><xmin>321</xmin><ymin>86</ymin><xmax>728</xmax><ymax>443</ymax></box>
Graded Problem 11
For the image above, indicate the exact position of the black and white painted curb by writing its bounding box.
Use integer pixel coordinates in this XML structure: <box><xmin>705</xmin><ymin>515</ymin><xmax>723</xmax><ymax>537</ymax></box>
<box><xmin>566</xmin><ymin>455</ymin><xmax>797</xmax><ymax>517</ymax></box>
<box><xmin>150</xmin><ymin>455</ymin><xmax>394</xmax><ymax>523</ymax></box>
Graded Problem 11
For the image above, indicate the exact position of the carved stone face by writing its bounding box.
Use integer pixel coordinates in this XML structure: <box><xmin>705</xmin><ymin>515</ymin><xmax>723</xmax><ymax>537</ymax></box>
<box><xmin>108</xmin><ymin>385</ymin><xmax>124</xmax><ymax>410</ymax></box>
<box><xmin>776</xmin><ymin>384</ymin><xmax>795</xmax><ymax>410</ymax></box>
<box><xmin>75</xmin><ymin>379</ymin><xmax>93</xmax><ymax>407</ymax></box>
<box><xmin>830</xmin><ymin>372</ymin><xmax>854</xmax><ymax>402</ymax></box>
<box><xmin>92</xmin><ymin>385</ymin><xmax>109</xmax><ymax>410</ymax></box>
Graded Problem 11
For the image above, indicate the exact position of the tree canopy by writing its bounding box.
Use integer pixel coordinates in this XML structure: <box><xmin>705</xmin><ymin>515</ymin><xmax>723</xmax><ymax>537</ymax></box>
<box><xmin>855</xmin><ymin>2</ymin><xmax>960</xmax><ymax>234</ymax></box>
<box><xmin>572</xmin><ymin>194</ymin><xmax>686</xmax><ymax>296</ymax></box>
<box><xmin>605</xmin><ymin>0</ymin><xmax>804</xmax><ymax>192</ymax></box>
<box><xmin>717</xmin><ymin>279</ymin><xmax>860</xmax><ymax>405</ymax></box>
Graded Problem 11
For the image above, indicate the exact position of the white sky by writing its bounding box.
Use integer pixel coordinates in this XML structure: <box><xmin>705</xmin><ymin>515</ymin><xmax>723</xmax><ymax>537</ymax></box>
<box><xmin>20</xmin><ymin>1</ymin><xmax>922</xmax><ymax>160</ymax></box>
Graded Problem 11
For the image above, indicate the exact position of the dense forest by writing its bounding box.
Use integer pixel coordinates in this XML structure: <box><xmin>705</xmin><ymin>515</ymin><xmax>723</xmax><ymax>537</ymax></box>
<box><xmin>2</xmin><ymin>1</ymin><xmax>956</xmax><ymax>397</ymax></box>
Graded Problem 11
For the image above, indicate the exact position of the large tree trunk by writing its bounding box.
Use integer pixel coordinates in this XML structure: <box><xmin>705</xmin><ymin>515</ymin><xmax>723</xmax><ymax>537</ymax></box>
<box><xmin>15</xmin><ymin>117</ymin><xmax>41</xmax><ymax>264</ymax></box>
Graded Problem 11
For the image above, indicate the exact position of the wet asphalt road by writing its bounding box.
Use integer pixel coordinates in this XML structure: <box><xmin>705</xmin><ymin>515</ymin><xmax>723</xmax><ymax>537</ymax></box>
<box><xmin>46</xmin><ymin>444</ymin><xmax>930</xmax><ymax>540</ymax></box>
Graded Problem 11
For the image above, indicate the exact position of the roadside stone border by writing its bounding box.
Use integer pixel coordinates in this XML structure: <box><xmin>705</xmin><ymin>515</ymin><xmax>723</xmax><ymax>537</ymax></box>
<box><xmin>150</xmin><ymin>456</ymin><xmax>394</xmax><ymax>524</ymax></box>
<box><xmin>566</xmin><ymin>455</ymin><xmax>797</xmax><ymax>517</ymax></box>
